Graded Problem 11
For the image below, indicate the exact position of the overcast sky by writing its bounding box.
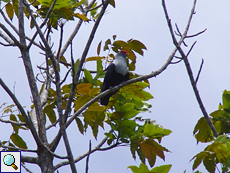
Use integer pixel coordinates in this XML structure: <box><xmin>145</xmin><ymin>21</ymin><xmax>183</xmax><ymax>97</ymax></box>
<box><xmin>1</xmin><ymin>0</ymin><xmax>230</xmax><ymax>172</ymax></box>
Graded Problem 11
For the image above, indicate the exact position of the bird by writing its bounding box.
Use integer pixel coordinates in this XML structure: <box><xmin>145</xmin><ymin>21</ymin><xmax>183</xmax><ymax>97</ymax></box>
<box><xmin>100</xmin><ymin>50</ymin><xmax>129</xmax><ymax>106</ymax></box>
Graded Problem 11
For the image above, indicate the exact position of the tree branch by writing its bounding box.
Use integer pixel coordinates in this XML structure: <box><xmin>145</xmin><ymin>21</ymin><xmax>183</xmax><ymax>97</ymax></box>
<box><xmin>85</xmin><ymin>140</ymin><xmax>91</xmax><ymax>173</ymax></box>
<box><xmin>0</xmin><ymin>117</ymin><xmax>26</xmax><ymax>126</ymax></box>
<box><xmin>54</xmin><ymin>131</ymin><xmax>109</xmax><ymax>170</ymax></box>
<box><xmin>162</xmin><ymin>0</ymin><xmax>218</xmax><ymax>137</ymax></box>
<box><xmin>195</xmin><ymin>59</ymin><xmax>204</xmax><ymax>84</ymax></box>
<box><xmin>0</xmin><ymin>23</ymin><xmax>22</xmax><ymax>48</ymax></box>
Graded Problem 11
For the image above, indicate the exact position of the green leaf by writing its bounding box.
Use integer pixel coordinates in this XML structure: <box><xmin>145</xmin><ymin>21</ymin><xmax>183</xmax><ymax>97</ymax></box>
<box><xmin>191</xmin><ymin>151</ymin><xmax>207</xmax><ymax>170</ymax></box>
<box><xmin>84</xmin><ymin>69</ymin><xmax>93</xmax><ymax>83</ymax></box>
<box><xmin>5</xmin><ymin>3</ymin><xmax>14</xmax><ymax>20</ymax></box>
<box><xmin>203</xmin><ymin>155</ymin><xmax>215</xmax><ymax>173</ymax></box>
<box><xmin>127</xmin><ymin>165</ymin><xmax>141</xmax><ymax>173</ymax></box>
<box><xmin>2</xmin><ymin>0</ymin><xmax>11</xmax><ymax>3</ymax></box>
<box><xmin>97</xmin><ymin>60</ymin><xmax>103</xmax><ymax>73</ymax></box>
<box><xmin>17</xmin><ymin>114</ymin><xmax>25</xmax><ymax>122</ymax></box>
<box><xmin>109</xmin><ymin>0</ymin><xmax>115</xmax><ymax>8</ymax></box>
<box><xmin>127</xmin><ymin>39</ymin><xmax>147</xmax><ymax>55</ymax></box>
<box><xmin>143</xmin><ymin>124</ymin><xmax>172</xmax><ymax>138</ymax></box>
<box><xmin>137</xmin><ymin>148</ymin><xmax>146</xmax><ymax>164</ymax></box>
<box><xmin>113</xmin><ymin>40</ymin><xmax>127</xmax><ymax>50</ymax></box>
<box><xmin>10</xmin><ymin>133</ymin><xmax>27</xmax><ymax>149</ymax></box>
<box><xmin>43</xmin><ymin>104</ymin><xmax>56</xmax><ymax>124</ymax></box>
<box><xmin>193</xmin><ymin>117</ymin><xmax>214</xmax><ymax>143</ymax></box>
<box><xmin>75</xmin><ymin>117</ymin><xmax>84</xmax><ymax>134</ymax></box>
<box><xmin>12</xmin><ymin>0</ymin><xmax>19</xmax><ymax>17</ymax></box>
<box><xmin>104</xmin><ymin>39</ymin><xmax>111</xmax><ymax>51</ymax></box>
<box><xmin>120</xmin><ymin>103</ymin><xmax>139</xmax><ymax>119</ymax></box>
<box><xmin>222</xmin><ymin>90</ymin><xmax>230</xmax><ymax>111</ymax></box>
<box><xmin>215</xmin><ymin>135</ymin><xmax>228</xmax><ymax>143</ymax></box>
<box><xmin>150</xmin><ymin>164</ymin><xmax>172</xmax><ymax>173</ymax></box>
<box><xmin>10</xmin><ymin>114</ymin><xmax>19</xmax><ymax>134</ymax></box>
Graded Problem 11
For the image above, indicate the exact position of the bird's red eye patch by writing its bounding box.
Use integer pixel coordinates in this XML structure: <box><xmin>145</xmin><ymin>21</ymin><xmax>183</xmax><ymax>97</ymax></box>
<box><xmin>120</xmin><ymin>50</ymin><xmax>129</xmax><ymax>55</ymax></box>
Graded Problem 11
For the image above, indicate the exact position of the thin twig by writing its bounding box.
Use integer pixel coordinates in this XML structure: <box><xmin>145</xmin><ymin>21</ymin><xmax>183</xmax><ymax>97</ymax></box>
<box><xmin>85</xmin><ymin>140</ymin><xmax>91</xmax><ymax>173</ymax></box>
<box><xmin>186</xmin><ymin>28</ymin><xmax>207</xmax><ymax>38</ymax></box>
<box><xmin>27</xmin><ymin>0</ymin><xmax>58</xmax><ymax>49</ymax></box>
<box><xmin>58</xmin><ymin>20</ymin><xmax>83</xmax><ymax>59</ymax></box>
<box><xmin>60</xmin><ymin>68</ymin><xmax>72</xmax><ymax>85</ymax></box>
<box><xmin>63</xmin><ymin>0</ymin><xmax>112</xmax><ymax>123</ymax></box>
<box><xmin>54</xmin><ymin>130</ymin><xmax>111</xmax><ymax>170</ymax></box>
<box><xmin>0</xmin><ymin>141</ymin><xmax>37</xmax><ymax>152</ymax></box>
<box><xmin>186</xmin><ymin>41</ymin><xmax>197</xmax><ymax>57</ymax></box>
<box><xmin>0</xmin><ymin>118</ymin><xmax>26</xmax><ymax>126</ymax></box>
<box><xmin>56</xmin><ymin>24</ymin><xmax>64</xmax><ymax>62</ymax></box>
<box><xmin>195</xmin><ymin>59</ymin><xmax>204</xmax><ymax>84</ymax></box>
<box><xmin>21</xmin><ymin>163</ymin><xmax>33</xmax><ymax>173</ymax></box>
<box><xmin>0</xmin><ymin>23</ymin><xmax>22</xmax><ymax>48</ymax></box>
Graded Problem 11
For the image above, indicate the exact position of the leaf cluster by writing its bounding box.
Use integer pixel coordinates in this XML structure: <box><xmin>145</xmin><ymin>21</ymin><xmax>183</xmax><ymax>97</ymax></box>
<box><xmin>0</xmin><ymin>103</ymin><xmax>28</xmax><ymax>150</ymax></box>
<box><xmin>128</xmin><ymin>163</ymin><xmax>172</xmax><ymax>173</ymax></box>
<box><xmin>192</xmin><ymin>90</ymin><xmax>230</xmax><ymax>172</ymax></box>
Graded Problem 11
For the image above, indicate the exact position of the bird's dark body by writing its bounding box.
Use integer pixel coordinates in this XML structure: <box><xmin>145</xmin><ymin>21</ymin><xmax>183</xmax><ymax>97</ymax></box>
<box><xmin>100</xmin><ymin>63</ymin><xmax>129</xmax><ymax>106</ymax></box>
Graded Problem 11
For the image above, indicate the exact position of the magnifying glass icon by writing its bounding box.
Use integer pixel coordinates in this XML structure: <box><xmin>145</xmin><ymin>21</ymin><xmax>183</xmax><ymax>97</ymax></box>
<box><xmin>3</xmin><ymin>154</ymin><xmax>18</xmax><ymax>170</ymax></box>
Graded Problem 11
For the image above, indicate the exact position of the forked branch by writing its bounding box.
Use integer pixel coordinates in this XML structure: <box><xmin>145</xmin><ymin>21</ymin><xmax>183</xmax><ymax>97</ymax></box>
<box><xmin>162</xmin><ymin>0</ymin><xmax>218</xmax><ymax>137</ymax></box>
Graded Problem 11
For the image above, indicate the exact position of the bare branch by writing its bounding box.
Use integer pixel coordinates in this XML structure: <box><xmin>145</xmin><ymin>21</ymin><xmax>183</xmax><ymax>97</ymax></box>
<box><xmin>56</xmin><ymin>24</ymin><xmax>64</xmax><ymax>61</ymax></box>
<box><xmin>0</xmin><ymin>141</ymin><xmax>37</xmax><ymax>152</ymax></box>
<box><xmin>21</xmin><ymin>155</ymin><xmax>39</xmax><ymax>164</ymax></box>
<box><xmin>186</xmin><ymin>41</ymin><xmax>197</xmax><ymax>57</ymax></box>
<box><xmin>0</xmin><ymin>117</ymin><xmax>26</xmax><ymax>126</ymax></box>
<box><xmin>162</xmin><ymin>0</ymin><xmax>218</xmax><ymax>137</ymax></box>
<box><xmin>195</xmin><ymin>59</ymin><xmax>204</xmax><ymax>84</ymax></box>
<box><xmin>63</xmin><ymin>0</ymin><xmax>112</xmax><ymax>124</ymax></box>
<box><xmin>186</xmin><ymin>28</ymin><xmax>207</xmax><ymax>38</ymax></box>
<box><xmin>54</xmin><ymin>131</ymin><xmax>110</xmax><ymax>170</ymax></box>
<box><xmin>21</xmin><ymin>163</ymin><xmax>33</xmax><ymax>173</ymax></box>
<box><xmin>85</xmin><ymin>140</ymin><xmax>91</xmax><ymax>173</ymax></box>
<box><xmin>27</xmin><ymin>0</ymin><xmax>58</xmax><ymax>50</ymax></box>
<box><xmin>0</xmin><ymin>8</ymin><xmax>43</xmax><ymax>49</ymax></box>
<box><xmin>0</xmin><ymin>23</ymin><xmax>22</xmax><ymax>48</ymax></box>
<box><xmin>58</xmin><ymin>20</ymin><xmax>83</xmax><ymax>59</ymax></box>
<box><xmin>0</xmin><ymin>30</ymin><xmax>15</xmax><ymax>46</ymax></box>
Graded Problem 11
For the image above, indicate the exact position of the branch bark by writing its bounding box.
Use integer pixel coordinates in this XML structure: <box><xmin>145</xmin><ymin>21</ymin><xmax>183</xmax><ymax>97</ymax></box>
<box><xmin>162</xmin><ymin>0</ymin><xmax>218</xmax><ymax>137</ymax></box>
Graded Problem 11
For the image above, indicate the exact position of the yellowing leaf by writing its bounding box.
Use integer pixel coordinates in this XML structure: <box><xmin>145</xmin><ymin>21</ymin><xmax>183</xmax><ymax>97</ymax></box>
<box><xmin>77</xmin><ymin>83</ymin><xmax>92</xmax><ymax>95</ymax></box>
<box><xmin>74</xmin><ymin>94</ymin><xmax>91</xmax><ymax>111</ymax></box>
<box><xmin>85</xmin><ymin>56</ymin><xmax>104</xmax><ymax>62</ymax></box>
<box><xmin>140</xmin><ymin>141</ymin><xmax>156</xmax><ymax>167</ymax></box>
<box><xmin>87</xmin><ymin>102</ymin><xmax>104</xmax><ymax>111</ymax></box>
<box><xmin>89</xmin><ymin>88</ymin><xmax>100</xmax><ymax>96</ymax></box>
<box><xmin>97</xmin><ymin>41</ymin><xmax>102</xmax><ymax>55</ymax></box>
<box><xmin>5</xmin><ymin>3</ymin><xmax>14</xmax><ymax>20</ymax></box>
<box><xmin>74</xmin><ymin>13</ymin><xmax>89</xmax><ymax>21</ymax></box>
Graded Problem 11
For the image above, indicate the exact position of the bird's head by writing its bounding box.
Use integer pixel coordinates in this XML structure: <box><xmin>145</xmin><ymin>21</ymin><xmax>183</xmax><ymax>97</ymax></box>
<box><xmin>120</xmin><ymin>50</ymin><xmax>129</xmax><ymax>56</ymax></box>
